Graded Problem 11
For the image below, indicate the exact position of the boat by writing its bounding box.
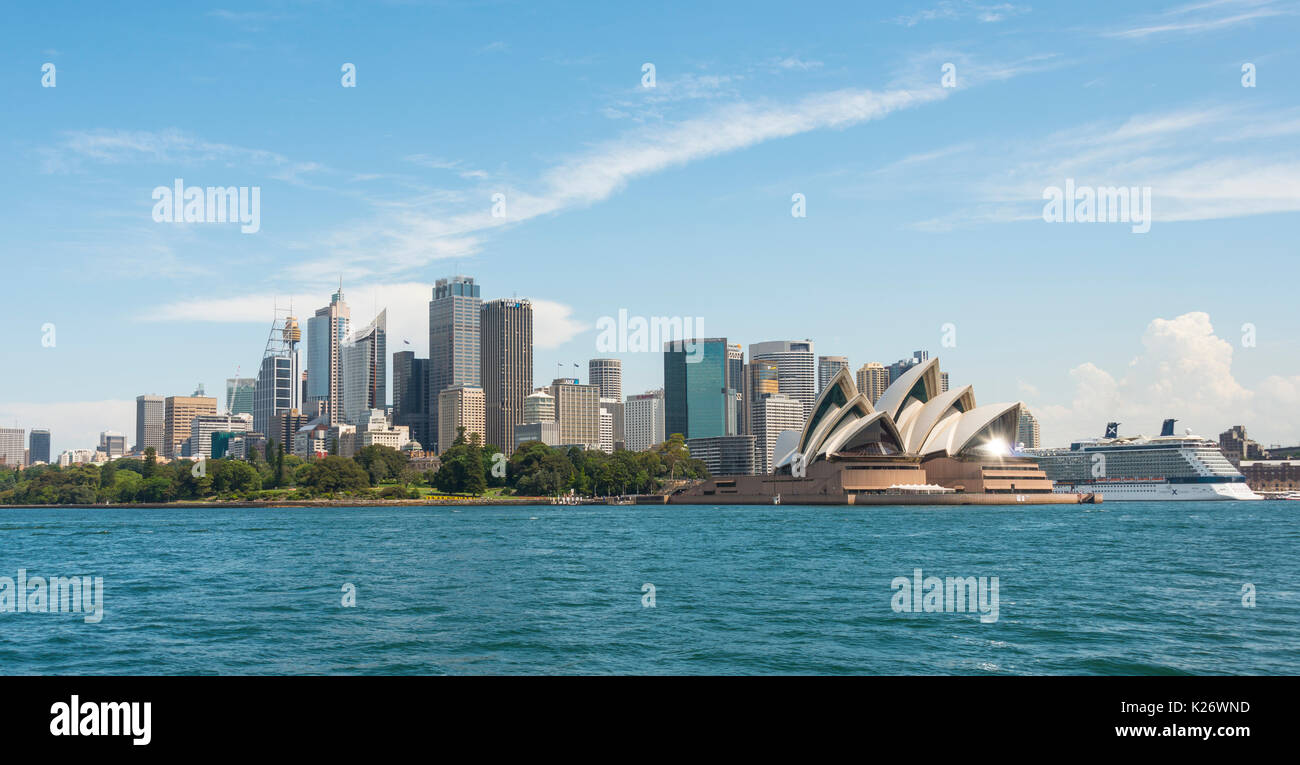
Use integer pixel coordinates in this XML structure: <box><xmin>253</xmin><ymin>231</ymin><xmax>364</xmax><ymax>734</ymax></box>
<box><xmin>1023</xmin><ymin>420</ymin><xmax>1262</xmax><ymax>501</ymax></box>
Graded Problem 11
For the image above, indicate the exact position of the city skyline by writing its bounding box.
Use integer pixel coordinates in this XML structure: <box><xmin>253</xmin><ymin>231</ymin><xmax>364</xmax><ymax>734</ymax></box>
<box><xmin>4</xmin><ymin>1</ymin><xmax>1300</xmax><ymax>455</ymax></box>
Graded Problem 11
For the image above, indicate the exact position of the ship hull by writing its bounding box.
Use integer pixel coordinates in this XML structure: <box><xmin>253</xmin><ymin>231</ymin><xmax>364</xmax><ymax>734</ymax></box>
<box><xmin>1050</xmin><ymin>481</ymin><xmax>1261</xmax><ymax>501</ymax></box>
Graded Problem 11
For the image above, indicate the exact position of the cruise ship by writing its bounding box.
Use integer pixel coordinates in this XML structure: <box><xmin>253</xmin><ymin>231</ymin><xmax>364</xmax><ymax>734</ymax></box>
<box><xmin>1024</xmin><ymin>420</ymin><xmax>1261</xmax><ymax>501</ymax></box>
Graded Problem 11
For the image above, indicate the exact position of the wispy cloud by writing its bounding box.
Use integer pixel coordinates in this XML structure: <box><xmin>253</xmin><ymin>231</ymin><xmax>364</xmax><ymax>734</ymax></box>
<box><xmin>894</xmin><ymin>1</ymin><xmax>1030</xmax><ymax>27</ymax></box>
<box><xmin>40</xmin><ymin>128</ymin><xmax>326</xmax><ymax>183</ymax></box>
<box><xmin>1103</xmin><ymin>0</ymin><xmax>1291</xmax><ymax>39</ymax></box>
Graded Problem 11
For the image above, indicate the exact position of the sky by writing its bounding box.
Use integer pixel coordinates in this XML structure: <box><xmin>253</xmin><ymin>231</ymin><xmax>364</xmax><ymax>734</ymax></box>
<box><xmin>2</xmin><ymin>0</ymin><xmax>1299</xmax><ymax>457</ymax></box>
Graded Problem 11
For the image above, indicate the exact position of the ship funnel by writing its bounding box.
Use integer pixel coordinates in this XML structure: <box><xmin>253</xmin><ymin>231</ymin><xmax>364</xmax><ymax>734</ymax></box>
<box><xmin>1104</xmin><ymin>422</ymin><xmax>1120</xmax><ymax>438</ymax></box>
<box><xmin>1160</xmin><ymin>418</ymin><xmax>1177</xmax><ymax>437</ymax></box>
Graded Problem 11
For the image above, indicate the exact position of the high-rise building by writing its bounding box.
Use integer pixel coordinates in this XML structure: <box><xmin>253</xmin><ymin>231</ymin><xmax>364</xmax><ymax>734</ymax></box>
<box><xmin>686</xmin><ymin>435</ymin><xmax>756</xmax><ymax>476</ymax></box>
<box><xmin>664</xmin><ymin>338</ymin><xmax>735</xmax><ymax>440</ymax></box>
<box><xmin>481</xmin><ymin>298</ymin><xmax>532</xmax><ymax>452</ymax></box>
<box><xmin>523</xmin><ymin>390</ymin><xmax>555</xmax><ymax>423</ymax></box>
<box><xmin>186</xmin><ymin>413</ymin><xmax>253</xmax><ymax>459</ymax></box>
<box><xmin>727</xmin><ymin>344</ymin><xmax>744</xmax><ymax>438</ymax></box>
<box><xmin>99</xmin><ymin>431</ymin><xmax>127</xmax><ymax>459</ymax></box>
<box><xmin>743</xmin><ymin>359</ymin><xmax>779</xmax><ymax>437</ymax></box>
<box><xmin>268</xmin><ymin>410</ymin><xmax>307</xmax><ymax>454</ymax></box>
<box><xmin>750</xmin><ymin>340</ymin><xmax>816</xmax><ymax>422</ymax></box>
<box><xmin>342</xmin><ymin>309</ymin><xmax>387</xmax><ymax>425</ymax></box>
<box><xmin>752</xmin><ymin>393</ymin><xmax>804</xmax><ymax>474</ymax></box>
<box><xmin>252</xmin><ymin>313</ymin><xmax>301</xmax><ymax>439</ymax></box>
<box><xmin>588</xmin><ymin>358</ymin><xmax>623</xmax><ymax>400</ymax></box>
<box><xmin>887</xmin><ymin>350</ymin><xmax>929</xmax><ymax>385</ymax></box>
<box><xmin>940</xmin><ymin>372</ymin><xmax>950</xmax><ymax>394</ymax></box>
<box><xmin>28</xmin><ymin>429</ymin><xmax>50</xmax><ymax>465</ymax></box>
<box><xmin>393</xmin><ymin>351</ymin><xmax>430</xmax><ymax>450</ymax></box>
<box><xmin>590</xmin><ymin>359</ymin><xmax>625</xmax><ymax>450</ymax></box>
<box><xmin>165</xmin><ymin>395</ymin><xmax>218</xmax><ymax>458</ymax></box>
<box><xmin>0</xmin><ymin>428</ymin><xmax>24</xmax><ymax>467</ymax></box>
<box><xmin>438</xmin><ymin>384</ymin><xmax>486</xmax><ymax>452</ymax></box>
<box><xmin>428</xmin><ymin>276</ymin><xmax>482</xmax><ymax>452</ymax></box>
<box><xmin>817</xmin><ymin>355</ymin><xmax>849</xmax><ymax>394</ymax></box>
<box><xmin>226</xmin><ymin>377</ymin><xmax>256</xmax><ymax>415</ymax></box>
<box><xmin>550</xmin><ymin>378</ymin><xmax>601</xmax><ymax>449</ymax></box>
<box><xmin>600</xmin><ymin>397</ymin><xmax>625</xmax><ymax>451</ymax></box>
<box><xmin>135</xmin><ymin>395</ymin><xmax>165</xmax><ymax>454</ymax></box>
<box><xmin>1017</xmin><ymin>409</ymin><xmax>1041</xmax><ymax>450</ymax></box>
<box><xmin>306</xmin><ymin>287</ymin><xmax>351</xmax><ymax>423</ymax></box>
<box><xmin>625</xmin><ymin>390</ymin><xmax>666</xmax><ymax>452</ymax></box>
<box><xmin>855</xmin><ymin>362</ymin><xmax>889</xmax><ymax>405</ymax></box>
<box><xmin>599</xmin><ymin>406</ymin><xmax>614</xmax><ymax>454</ymax></box>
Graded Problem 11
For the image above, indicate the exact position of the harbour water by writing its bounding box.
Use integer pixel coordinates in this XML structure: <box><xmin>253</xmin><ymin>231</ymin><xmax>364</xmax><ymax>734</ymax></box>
<box><xmin>1</xmin><ymin>502</ymin><xmax>1295</xmax><ymax>675</ymax></box>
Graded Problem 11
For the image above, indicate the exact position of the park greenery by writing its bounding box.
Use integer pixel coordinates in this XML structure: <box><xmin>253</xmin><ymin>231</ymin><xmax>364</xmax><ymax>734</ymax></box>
<box><xmin>0</xmin><ymin>431</ymin><xmax>709</xmax><ymax>505</ymax></box>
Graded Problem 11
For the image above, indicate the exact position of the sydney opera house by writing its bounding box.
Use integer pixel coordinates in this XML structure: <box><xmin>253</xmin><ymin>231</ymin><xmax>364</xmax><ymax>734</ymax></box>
<box><xmin>670</xmin><ymin>358</ymin><xmax>1092</xmax><ymax>505</ymax></box>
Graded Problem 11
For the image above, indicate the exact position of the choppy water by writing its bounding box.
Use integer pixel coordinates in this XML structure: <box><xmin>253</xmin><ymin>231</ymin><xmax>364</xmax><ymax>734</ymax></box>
<box><xmin>0</xmin><ymin>502</ymin><xmax>1296</xmax><ymax>674</ymax></box>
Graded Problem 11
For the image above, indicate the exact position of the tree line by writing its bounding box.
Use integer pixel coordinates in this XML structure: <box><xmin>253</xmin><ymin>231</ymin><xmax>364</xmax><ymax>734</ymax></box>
<box><xmin>0</xmin><ymin>432</ymin><xmax>709</xmax><ymax>505</ymax></box>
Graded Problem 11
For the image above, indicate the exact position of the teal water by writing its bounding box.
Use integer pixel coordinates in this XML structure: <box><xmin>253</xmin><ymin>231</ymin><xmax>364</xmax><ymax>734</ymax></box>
<box><xmin>0</xmin><ymin>502</ymin><xmax>1296</xmax><ymax>675</ymax></box>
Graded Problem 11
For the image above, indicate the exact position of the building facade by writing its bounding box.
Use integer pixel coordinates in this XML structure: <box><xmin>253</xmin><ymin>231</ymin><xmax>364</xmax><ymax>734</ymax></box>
<box><xmin>342</xmin><ymin>309</ymin><xmax>387</xmax><ymax>425</ymax></box>
<box><xmin>751</xmin><ymin>393</ymin><xmax>804</xmax><ymax>474</ymax></box>
<box><xmin>664</xmin><ymin>338</ymin><xmax>735</xmax><ymax>440</ymax></box>
<box><xmin>226</xmin><ymin>377</ymin><xmax>256</xmax><ymax>416</ymax></box>
<box><xmin>818</xmin><ymin>355</ymin><xmax>849</xmax><ymax>394</ymax></box>
<box><xmin>428</xmin><ymin>276</ymin><xmax>482</xmax><ymax>452</ymax></box>
<box><xmin>165</xmin><ymin>395</ymin><xmax>218</xmax><ymax>458</ymax></box>
<box><xmin>551</xmin><ymin>378</ymin><xmax>601</xmax><ymax>450</ymax></box>
<box><xmin>625</xmin><ymin>390</ymin><xmax>666</xmax><ymax>452</ymax></box>
<box><xmin>393</xmin><ymin>351</ymin><xmax>430</xmax><ymax>450</ymax></box>
<box><xmin>686</xmin><ymin>435</ymin><xmax>756</xmax><ymax>477</ymax></box>
<box><xmin>1017</xmin><ymin>409</ymin><xmax>1041</xmax><ymax>449</ymax></box>
<box><xmin>438</xmin><ymin>384</ymin><xmax>486</xmax><ymax>452</ymax></box>
<box><xmin>306</xmin><ymin>288</ymin><xmax>351</xmax><ymax>424</ymax></box>
<box><xmin>0</xmin><ymin>428</ymin><xmax>24</xmax><ymax>467</ymax></box>
<box><xmin>29</xmin><ymin>429</ymin><xmax>51</xmax><ymax>465</ymax></box>
<box><xmin>855</xmin><ymin>362</ymin><xmax>889</xmax><ymax>405</ymax></box>
<box><xmin>136</xmin><ymin>395</ymin><xmax>165</xmax><ymax>454</ymax></box>
<box><xmin>481</xmin><ymin>298</ymin><xmax>532</xmax><ymax>452</ymax></box>
<box><xmin>750</xmin><ymin>340</ymin><xmax>816</xmax><ymax>421</ymax></box>
<box><xmin>252</xmin><ymin>314</ymin><xmax>301</xmax><ymax>439</ymax></box>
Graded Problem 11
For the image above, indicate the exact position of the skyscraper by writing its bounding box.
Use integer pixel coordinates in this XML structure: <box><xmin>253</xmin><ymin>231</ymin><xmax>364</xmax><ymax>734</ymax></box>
<box><xmin>1017</xmin><ymin>409</ymin><xmax>1041</xmax><ymax>449</ymax></box>
<box><xmin>664</xmin><ymin>337</ymin><xmax>734</xmax><ymax>440</ymax></box>
<box><xmin>887</xmin><ymin>350</ymin><xmax>929</xmax><ymax>385</ymax></box>
<box><xmin>817</xmin><ymin>355</ymin><xmax>849</xmax><ymax>393</ymax></box>
<box><xmin>135</xmin><ymin>394</ymin><xmax>165</xmax><ymax>454</ymax></box>
<box><xmin>226</xmin><ymin>377</ymin><xmax>256</xmax><ymax>415</ymax></box>
<box><xmin>588</xmin><ymin>358</ymin><xmax>623</xmax><ymax>400</ymax></box>
<box><xmin>164</xmin><ymin>394</ymin><xmax>218</xmax><ymax>458</ymax></box>
<box><xmin>625</xmin><ymin>390</ymin><xmax>666</xmax><ymax>452</ymax></box>
<box><xmin>99</xmin><ymin>431</ymin><xmax>127</xmax><ymax>459</ymax></box>
<box><xmin>855</xmin><ymin>362</ymin><xmax>889</xmax><ymax>405</ymax></box>
<box><xmin>306</xmin><ymin>288</ymin><xmax>351</xmax><ymax>424</ymax></box>
<box><xmin>393</xmin><ymin>351</ymin><xmax>430</xmax><ymax>450</ymax></box>
<box><xmin>428</xmin><ymin>276</ymin><xmax>481</xmax><ymax>452</ymax></box>
<box><xmin>550</xmin><ymin>377</ymin><xmax>601</xmax><ymax>449</ymax></box>
<box><xmin>342</xmin><ymin>309</ymin><xmax>387</xmax><ymax>425</ymax></box>
<box><xmin>750</xmin><ymin>340</ymin><xmax>816</xmax><ymax>422</ymax></box>
<box><xmin>29</xmin><ymin>429</ymin><xmax>50</xmax><ymax>465</ymax></box>
<box><xmin>751</xmin><ymin>393</ymin><xmax>804</xmax><ymax>474</ymax></box>
<box><xmin>481</xmin><ymin>298</ymin><xmax>532</xmax><ymax>452</ymax></box>
<box><xmin>744</xmin><ymin>358</ymin><xmax>779</xmax><ymax>437</ymax></box>
<box><xmin>0</xmin><ymin>428</ymin><xmax>24</xmax><ymax>467</ymax></box>
<box><xmin>252</xmin><ymin>313</ymin><xmax>300</xmax><ymax>439</ymax></box>
<box><xmin>590</xmin><ymin>359</ymin><xmax>624</xmax><ymax>450</ymax></box>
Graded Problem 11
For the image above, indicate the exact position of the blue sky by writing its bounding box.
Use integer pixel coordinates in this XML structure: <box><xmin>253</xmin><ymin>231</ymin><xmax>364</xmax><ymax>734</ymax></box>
<box><xmin>3</xmin><ymin>0</ymin><xmax>1299</xmax><ymax>455</ymax></box>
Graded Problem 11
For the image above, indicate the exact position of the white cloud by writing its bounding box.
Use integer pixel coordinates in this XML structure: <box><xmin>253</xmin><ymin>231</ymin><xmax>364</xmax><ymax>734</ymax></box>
<box><xmin>1104</xmin><ymin>0</ymin><xmax>1290</xmax><ymax>39</ymax></box>
<box><xmin>0</xmin><ymin>400</ymin><xmax>136</xmax><ymax>457</ymax></box>
<box><xmin>1025</xmin><ymin>312</ymin><xmax>1300</xmax><ymax>447</ymax></box>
